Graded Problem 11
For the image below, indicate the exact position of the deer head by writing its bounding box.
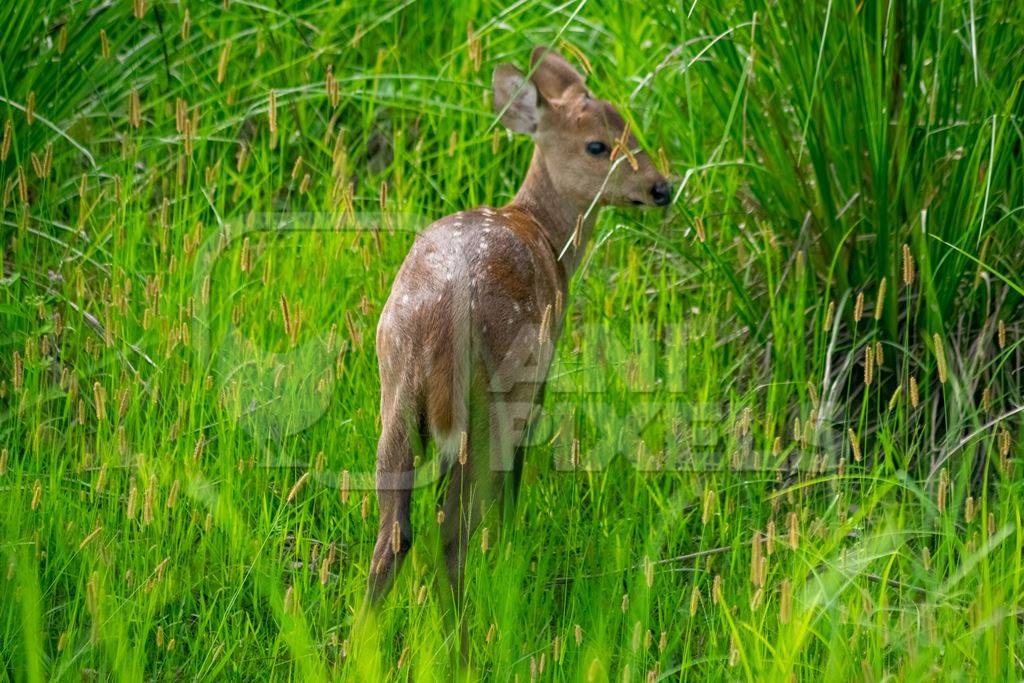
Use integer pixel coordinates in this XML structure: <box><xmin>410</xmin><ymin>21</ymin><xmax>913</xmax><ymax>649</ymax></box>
<box><xmin>492</xmin><ymin>46</ymin><xmax>671</xmax><ymax>209</ymax></box>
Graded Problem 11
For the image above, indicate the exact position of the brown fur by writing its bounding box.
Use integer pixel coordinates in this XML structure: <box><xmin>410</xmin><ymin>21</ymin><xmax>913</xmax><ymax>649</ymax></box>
<box><xmin>363</xmin><ymin>47</ymin><xmax>670</xmax><ymax>656</ymax></box>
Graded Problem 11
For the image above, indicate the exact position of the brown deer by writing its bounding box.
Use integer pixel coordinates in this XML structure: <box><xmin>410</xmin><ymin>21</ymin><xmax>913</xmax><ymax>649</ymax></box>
<box><xmin>365</xmin><ymin>46</ymin><xmax>670</xmax><ymax>614</ymax></box>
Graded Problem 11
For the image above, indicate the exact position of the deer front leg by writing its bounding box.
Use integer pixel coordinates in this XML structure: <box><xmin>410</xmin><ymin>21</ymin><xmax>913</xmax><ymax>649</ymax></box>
<box><xmin>438</xmin><ymin>393</ymin><xmax>520</xmax><ymax>663</ymax></box>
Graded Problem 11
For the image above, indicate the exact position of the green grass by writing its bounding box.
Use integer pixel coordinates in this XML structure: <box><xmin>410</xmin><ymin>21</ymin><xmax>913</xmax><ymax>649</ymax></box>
<box><xmin>2</xmin><ymin>0</ymin><xmax>1023</xmax><ymax>679</ymax></box>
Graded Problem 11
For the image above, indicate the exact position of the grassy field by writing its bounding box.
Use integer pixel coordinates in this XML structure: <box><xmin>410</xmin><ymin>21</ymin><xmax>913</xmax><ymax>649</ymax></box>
<box><xmin>2</xmin><ymin>0</ymin><xmax>1023</xmax><ymax>679</ymax></box>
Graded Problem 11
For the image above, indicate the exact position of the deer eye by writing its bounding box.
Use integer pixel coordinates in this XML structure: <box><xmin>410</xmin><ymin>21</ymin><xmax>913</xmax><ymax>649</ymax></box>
<box><xmin>585</xmin><ymin>141</ymin><xmax>609</xmax><ymax>157</ymax></box>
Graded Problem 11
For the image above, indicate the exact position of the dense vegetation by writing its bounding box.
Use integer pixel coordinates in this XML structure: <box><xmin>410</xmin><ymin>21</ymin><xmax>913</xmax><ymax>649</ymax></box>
<box><xmin>2</xmin><ymin>0</ymin><xmax>1022</xmax><ymax>679</ymax></box>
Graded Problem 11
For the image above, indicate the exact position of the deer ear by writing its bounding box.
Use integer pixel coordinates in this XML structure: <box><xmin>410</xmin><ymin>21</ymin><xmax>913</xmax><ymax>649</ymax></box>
<box><xmin>492</xmin><ymin>63</ymin><xmax>539</xmax><ymax>134</ymax></box>
<box><xmin>529</xmin><ymin>46</ymin><xmax>586</xmax><ymax>103</ymax></box>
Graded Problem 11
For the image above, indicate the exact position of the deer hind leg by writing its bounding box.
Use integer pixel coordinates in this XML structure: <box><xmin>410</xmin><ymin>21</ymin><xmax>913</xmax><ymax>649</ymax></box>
<box><xmin>365</xmin><ymin>409</ymin><xmax>423</xmax><ymax>605</ymax></box>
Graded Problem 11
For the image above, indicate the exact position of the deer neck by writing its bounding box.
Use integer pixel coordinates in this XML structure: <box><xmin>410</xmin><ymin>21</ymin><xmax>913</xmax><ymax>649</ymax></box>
<box><xmin>509</xmin><ymin>148</ymin><xmax>600</xmax><ymax>278</ymax></box>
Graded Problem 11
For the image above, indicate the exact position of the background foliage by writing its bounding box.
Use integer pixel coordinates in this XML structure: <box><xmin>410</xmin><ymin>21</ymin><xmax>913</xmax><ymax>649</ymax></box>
<box><xmin>1</xmin><ymin>0</ymin><xmax>1022</xmax><ymax>679</ymax></box>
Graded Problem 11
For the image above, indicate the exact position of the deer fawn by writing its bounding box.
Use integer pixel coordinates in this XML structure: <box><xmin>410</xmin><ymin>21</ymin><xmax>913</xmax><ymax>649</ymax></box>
<box><xmin>365</xmin><ymin>46</ymin><xmax>670</xmax><ymax>614</ymax></box>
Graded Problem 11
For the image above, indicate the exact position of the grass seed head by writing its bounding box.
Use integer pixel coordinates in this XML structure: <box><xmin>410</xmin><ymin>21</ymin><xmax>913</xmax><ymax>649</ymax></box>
<box><xmin>712</xmin><ymin>574</ymin><xmax>723</xmax><ymax>605</ymax></box>
<box><xmin>127</xmin><ymin>478</ymin><xmax>138</xmax><ymax>520</ymax></box>
<box><xmin>854</xmin><ymin>291</ymin><xmax>864</xmax><ymax>322</ymax></box>
<box><xmin>93</xmin><ymin>382</ymin><xmax>107</xmax><ymax>421</ymax></box>
<box><xmin>458</xmin><ymin>431</ymin><xmax>468</xmax><ymax>465</ymax></box>
<box><xmin>192</xmin><ymin>437</ymin><xmax>205</xmax><ymax>462</ymax></box>
<box><xmin>701</xmin><ymin>488</ymin><xmax>715</xmax><ymax>525</ymax></box>
<box><xmin>390</xmin><ymin>519</ymin><xmax>402</xmax><ymax>554</ymax></box>
<box><xmin>326</xmin><ymin>65</ymin><xmax>340</xmax><ymax>107</ymax></box>
<box><xmin>888</xmin><ymin>384</ymin><xmax>902</xmax><ymax>412</ymax></box>
<box><xmin>143</xmin><ymin>477</ymin><xmax>156</xmax><ymax>525</ymax></box>
<box><xmin>340</xmin><ymin>469</ymin><xmax>350</xmax><ymax>503</ymax></box>
<box><xmin>287</xmin><ymin>471</ymin><xmax>311</xmax><ymax>504</ymax></box>
<box><xmin>779</xmin><ymin>579</ymin><xmax>792</xmax><ymax>624</ymax></box>
<box><xmin>16</xmin><ymin>165</ymin><xmax>28</xmax><ymax>204</ymax></box>
<box><xmin>998</xmin><ymin>427</ymin><xmax>1011</xmax><ymax>457</ymax></box>
<box><xmin>933</xmin><ymin>334</ymin><xmax>948</xmax><ymax>384</ymax></box>
<box><xmin>283</xmin><ymin>585</ymin><xmax>294</xmax><ymax>613</ymax></box>
<box><xmin>11</xmin><ymin>351</ymin><xmax>23</xmax><ymax>391</ymax></box>
<box><xmin>902</xmin><ymin>243</ymin><xmax>915</xmax><ymax>285</ymax></box>
<box><xmin>31</xmin><ymin>480</ymin><xmax>42</xmax><ymax>510</ymax></box>
<box><xmin>750</xmin><ymin>531</ymin><xmax>762</xmax><ymax>586</ymax></box>
<box><xmin>240</xmin><ymin>236</ymin><xmax>251</xmax><ymax>273</ymax></box>
<box><xmin>863</xmin><ymin>345</ymin><xmax>874</xmax><ymax>386</ymax></box>
<box><xmin>848</xmin><ymin>428</ymin><xmax>862</xmax><ymax>462</ymax></box>
<box><xmin>268</xmin><ymin>90</ymin><xmax>277</xmax><ymax>135</ymax></box>
<box><xmin>166</xmin><ymin>479</ymin><xmax>180</xmax><ymax>509</ymax></box>
<box><xmin>129</xmin><ymin>88</ymin><xmax>141</xmax><ymax>128</ymax></box>
<box><xmin>631</xmin><ymin>620</ymin><xmax>643</xmax><ymax>652</ymax></box>
<box><xmin>874</xmin><ymin>277</ymin><xmax>887</xmax><ymax>320</ymax></box>
<box><xmin>539</xmin><ymin>304</ymin><xmax>552</xmax><ymax>344</ymax></box>
<box><xmin>466</xmin><ymin>22</ymin><xmax>482</xmax><ymax>71</ymax></box>
<box><xmin>1</xmin><ymin>119</ymin><xmax>11</xmax><ymax>161</ymax></box>
<box><xmin>217</xmin><ymin>40</ymin><xmax>232</xmax><ymax>84</ymax></box>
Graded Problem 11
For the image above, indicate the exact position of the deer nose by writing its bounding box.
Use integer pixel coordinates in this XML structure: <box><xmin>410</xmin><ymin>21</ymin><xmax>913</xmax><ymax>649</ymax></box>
<box><xmin>650</xmin><ymin>181</ymin><xmax>671</xmax><ymax>206</ymax></box>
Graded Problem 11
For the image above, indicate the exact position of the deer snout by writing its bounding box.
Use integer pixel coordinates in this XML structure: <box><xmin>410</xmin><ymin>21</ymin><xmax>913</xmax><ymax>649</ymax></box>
<box><xmin>651</xmin><ymin>180</ymin><xmax>672</xmax><ymax>206</ymax></box>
